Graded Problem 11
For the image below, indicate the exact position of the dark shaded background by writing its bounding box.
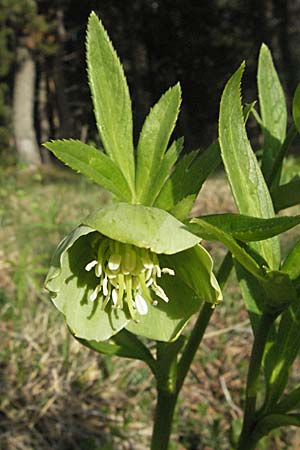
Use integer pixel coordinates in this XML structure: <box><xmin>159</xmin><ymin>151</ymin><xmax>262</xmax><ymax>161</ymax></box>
<box><xmin>1</xmin><ymin>0</ymin><xmax>300</xmax><ymax>164</ymax></box>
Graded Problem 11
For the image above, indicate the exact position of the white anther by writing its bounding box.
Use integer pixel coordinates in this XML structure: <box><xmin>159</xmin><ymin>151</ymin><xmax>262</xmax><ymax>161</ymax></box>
<box><xmin>135</xmin><ymin>293</ymin><xmax>148</xmax><ymax>315</ymax></box>
<box><xmin>95</xmin><ymin>263</ymin><xmax>102</xmax><ymax>277</ymax></box>
<box><xmin>108</xmin><ymin>254</ymin><xmax>121</xmax><ymax>271</ymax></box>
<box><xmin>85</xmin><ymin>260</ymin><xmax>98</xmax><ymax>271</ymax></box>
<box><xmin>102</xmin><ymin>276</ymin><xmax>108</xmax><ymax>296</ymax></box>
<box><xmin>90</xmin><ymin>285</ymin><xmax>100</xmax><ymax>302</ymax></box>
<box><xmin>161</xmin><ymin>268</ymin><xmax>175</xmax><ymax>276</ymax></box>
<box><xmin>112</xmin><ymin>289</ymin><xmax>118</xmax><ymax>305</ymax></box>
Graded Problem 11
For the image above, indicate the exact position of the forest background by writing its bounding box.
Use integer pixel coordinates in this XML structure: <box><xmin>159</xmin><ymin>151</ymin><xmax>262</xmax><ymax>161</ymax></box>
<box><xmin>1</xmin><ymin>0</ymin><xmax>300</xmax><ymax>167</ymax></box>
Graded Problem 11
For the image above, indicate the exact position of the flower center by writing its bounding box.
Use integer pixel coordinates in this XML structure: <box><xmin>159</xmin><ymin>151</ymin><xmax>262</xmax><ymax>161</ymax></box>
<box><xmin>85</xmin><ymin>237</ymin><xmax>175</xmax><ymax>319</ymax></box>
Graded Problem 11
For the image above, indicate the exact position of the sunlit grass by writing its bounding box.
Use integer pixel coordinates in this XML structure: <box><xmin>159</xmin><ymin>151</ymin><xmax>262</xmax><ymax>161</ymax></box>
<box><xmin>1</xmin><ymin>166</ymin><xmax>300</xmax><ymax>449</ymax></box>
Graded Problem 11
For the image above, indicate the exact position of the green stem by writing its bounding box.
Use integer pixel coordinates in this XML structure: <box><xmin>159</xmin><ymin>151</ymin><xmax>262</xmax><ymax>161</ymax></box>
<box><xmin>177</xmin><ymin>251</ymin><xmax>232</xmax><ymax>393</ymax></box>
<box><xmin>237</xmin><ymin>311</ymin><xmax>278</xmax><ymax>450</ymax></box>
<box><xmin>150</xmin><ymin>389</ymin><xmax>178</xmax><ymax>450</ymax></box>
<box><xmin>150</xmin><ymin>252</ymin><xmax>233</xmax><ymax>449</ymax></box>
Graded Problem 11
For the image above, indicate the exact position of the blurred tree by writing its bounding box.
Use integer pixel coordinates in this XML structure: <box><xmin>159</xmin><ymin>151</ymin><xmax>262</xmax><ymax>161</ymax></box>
<box><xmin>0</xmin><ymin>0</ymin><xmax>298</xmax><ymax>169</ymax></box>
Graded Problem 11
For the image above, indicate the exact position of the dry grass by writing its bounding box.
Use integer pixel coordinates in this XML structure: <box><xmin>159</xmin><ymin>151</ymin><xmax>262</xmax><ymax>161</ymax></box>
<box><xmin>1</xmin><ymin>168</ymin><xmax>300</xmax><ymax>449</ymax></box>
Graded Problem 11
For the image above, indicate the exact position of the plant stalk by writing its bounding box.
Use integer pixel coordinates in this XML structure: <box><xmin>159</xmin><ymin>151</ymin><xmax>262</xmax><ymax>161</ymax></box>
<box><xmin>236</xmin><ymin>311</ymin><xmax>278</xmax><ymax>450</ymax></box>
<box><xmin>150</xmin><ymin>389</ymin><xmax>178</xmax><ymax>450</ymax></box>
<box><xmin>150</xmin><ymin>252</ymin><xmax>233</xmax><ymax>449</ymax></box>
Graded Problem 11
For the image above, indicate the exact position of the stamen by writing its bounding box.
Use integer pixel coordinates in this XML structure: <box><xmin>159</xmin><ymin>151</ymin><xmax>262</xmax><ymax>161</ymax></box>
<box><xmin>95</xmin><ymin>263</ymin><xmax>102</xmax><ymax>277</ymax></box>
<box><xmin>135</xmin><ymin>293</ymin><xmax>148</xmax><ymax>315</ymax></box>
<box><xmin>162</xmin><ymin>268</ymin><xmax>175</xmax><ymax>276</ymax></box>
<box><xmin>86</xmin><ymin>237</ymin><xmax>175</xmax><ymax>316</ymax></box>
<box><xmin>90</xmin><ymin>284</ymin><xmax>101</xmax><ymax>302</ymax></box>
<box><xmin>152</xmin><ymin>283</ymin><xmax>170</xmax><ymax>302</ymax></box>
<box><xmin>102</xmin><ymin>276</ymin><xmax>108</xmax><ymax>296</ymax></box>
<box><xmin>108</xmin><ymin>254</ymin><xmax>121</xmax><ymax>271</ymax></box>
<box><xmin>85</xmin><ymin>260</ymin><xmax>98</xmax><ymax>271</ymax></box>
<box><xmin>111</xmin><ymin>288</ymin><xmax>118</xmax><ymax>305</ymax></box>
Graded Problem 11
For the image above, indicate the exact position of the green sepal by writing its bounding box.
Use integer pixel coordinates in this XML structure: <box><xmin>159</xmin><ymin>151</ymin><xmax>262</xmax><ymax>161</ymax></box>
<box><xmin>83</xmin><ymin>202</ymin><xmax>200</xmax><ymax>255</ymax></box>
<box><xmin>45</xmin><ymin>226</ymin><xmax>130</xmax><ymax>341</ymax></box>
<box><xmin>136</xmin><ymin>84</ymin><xmax>182</xmax><ymax>204</ymax></box>
<box><xmin>196</xmin><ymin>213</ymin><xmax>300</xmax><ymax>242</ymax></box>
<box><xmin>162</xmin><ymin>244</ymin><xmax>222</xmax><ymax>305</ymax></box>
<box><xmin>87</xmin><ymin>12</ymin><xmax>135</xmax><ymax>193</ymax></box>
<box><xmin>126</xmin><ymin>265</ymin><xmax>204</xmax><ymax>342</ymax></box>
<box><xmin>293</xmin><ymin>84</ymin><xmax>300</xmax><ymax>133</ymax></box>
<box><xmin>127</xmin><ymin>245</ymin><xmax>222</xmax><ymax>341</ymax></box>
<box><xmin>219</xmin><ymin>62</ymin><xmax>280</xmax><ymax>269</ymax></box>
<box><xmin>43</xmin><ymin>139</ymin><xmax>132</xmax><ymax>201</ymax></box>
<box><xmin>258</xmin><ymin>44</ymin><xmax>287</xmax><ymax>182</ymax></box>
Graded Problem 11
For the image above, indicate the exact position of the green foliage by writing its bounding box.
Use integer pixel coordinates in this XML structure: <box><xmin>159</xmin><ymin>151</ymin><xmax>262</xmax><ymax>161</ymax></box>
<box><xmin>258</xmin><ymin>44</ymin><xmax>287</xmax><ymax>183</ymax></box>
<box><xmin>193</xmin><ymin>213</ymin><xmax>300</xmax><ymax>242</ymax></box>
<box><xmin>292</xmin><ymin>85</ymin><xmax>300</xmax><ymax>133</ymax></box>
<box><xmin>219</xmin><ymin>62</ymin><xmax>280</xmax><ymax>270</ymax></box>
<box><xmin>87</xmin><ymin>12</ymin><xmax>135</xmax><ymax>194</ymax></box>
<box><xmin>43</xmin><ymin>139</ymin><xmax>132</xmax><ymax>202</ymax></box>
<box><xmin>136</xmin><ymin>83</ymin><xmax>181</xmax><ymax>205</ymax></box>
<box><xmin>155</xmin><ymin>141</ymin><xmax>221</xmax><ymax>212</ymax></box>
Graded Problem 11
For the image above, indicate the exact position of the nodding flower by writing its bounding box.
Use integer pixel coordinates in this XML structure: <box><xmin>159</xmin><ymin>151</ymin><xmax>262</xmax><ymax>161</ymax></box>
<box><xmin>85</xmin><ymin>237</ymin><xmax>175</xmax><ymax>319</ymax></box>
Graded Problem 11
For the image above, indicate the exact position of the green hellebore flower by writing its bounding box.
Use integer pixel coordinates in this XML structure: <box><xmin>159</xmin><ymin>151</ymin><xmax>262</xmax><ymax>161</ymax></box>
<box><xmin>45</xmin><ymin>203</ymin><xmax>222</xmax><ymax>342</ymax></box>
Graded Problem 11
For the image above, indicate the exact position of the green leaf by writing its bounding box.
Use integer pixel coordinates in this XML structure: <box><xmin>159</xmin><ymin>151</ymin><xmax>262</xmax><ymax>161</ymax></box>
<box><xmin>258</xmin><ymin>44</ymin><xmax>287</xmax><ymax>181</ymax></box>
<box><xmin>219</xmin><ymin>63</ymin><xmax>280</xmax><ymax>269</ymax></box>
<box><xmin>234</xmin><ymin>261</ymin><xmax>264</xmax><ymax>331</ymax></box>
<box><xmin>244</xmin><ymin>101</ymin><xmax>258</xmax><ymax>123</ymax></box>
<box><xmin>293</xmin><ymin>84</ymin><xmax>300</xmax><ymax>133</ymax></box>
<box><xmin>43</xmin><ymin>139</ymin><xmax>132</xmax><ymax>201</ymax></box>
<box><xmin>146</xmin><ymin>137</ymin><xmax>184</xmax><ymax>207</ymax></box>
<box><xmin>84</xmin><ymin>202</ymin><xmax>200</xmax><ymax>255</ymax></box>
<box><xmin>281</xmin><ymin>240</ymin><xmax>300</xmax><ymax>283</ymax></box>
<box><xmin>272</xmin><ymin>176</ymin><xmax>300</xmax><ymax>212</ymax></box>
<box><xmin>197</xmin><ymin>213</ymin><xmax>300</xmax><ymax>242</ymax></box>
<box><xmin>155</xmin><ymin>141</ymin><xmax>221</xmax><ymax>211</ymax></box>
<box><xmin>45</xmin><ymin>227</ymin><xmax>130</xmax><ymax>341</ymax></box>
<box><xmin>274</xmin><ymin>385</ymin><xmax>300</xmax><ymax>413</ymax></box>
<box><xmin>170</xmin><ymin>195</ymin><xmax>196</xmax><ymax>221</ymax></box>
<box><xmin>264</xmin><ymin>302</ymin><xmax>300</xmax><ymax>409</ymax></box>
<box><xmin>87</xmin><ymin>12</ymin><xmax>135</xmax><ymax>193</ymax></box>
<box><xmin>136</xmin><ymin>84</ymin><xmax>181</xmax><ymax>204</ymax></box>
<box><xmin>189</xmin><ymin>218</ymin><xmax>264</xmax><ymax>281</ymax></box>
<box><xmin>251</xmin><ymin>414</ymin><xmax>300</xmax><ymax>443</ymax></box>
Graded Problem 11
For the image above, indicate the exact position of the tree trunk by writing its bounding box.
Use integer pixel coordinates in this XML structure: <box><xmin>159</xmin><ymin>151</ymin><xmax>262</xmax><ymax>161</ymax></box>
<box><xmin>13</xmin><ymin>45</ymin><xmax>41</xmax><ymax>167</ymax></box>
<box><xmin>53</xmin><ymin>8</ymin><xmax>72</xmax><ymax>138</ymax></box>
